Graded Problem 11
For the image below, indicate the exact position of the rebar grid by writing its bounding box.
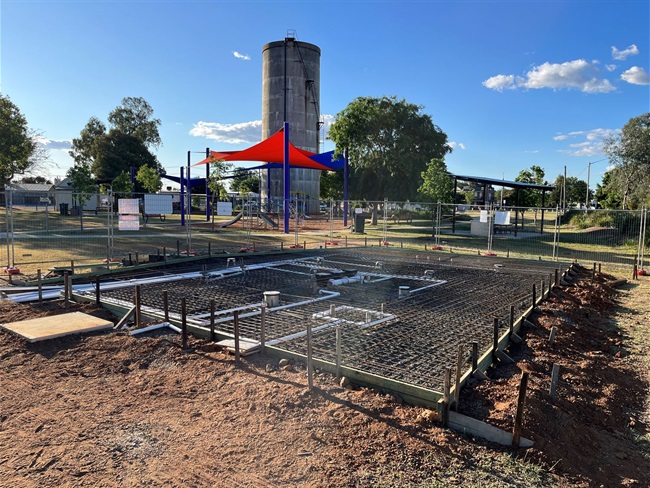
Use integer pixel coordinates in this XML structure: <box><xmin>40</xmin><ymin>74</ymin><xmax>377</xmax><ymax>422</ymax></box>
<box><xmin>93</xmin><ymin>249</ymin><xmax>561</xmax><ymax>392</ymax></box>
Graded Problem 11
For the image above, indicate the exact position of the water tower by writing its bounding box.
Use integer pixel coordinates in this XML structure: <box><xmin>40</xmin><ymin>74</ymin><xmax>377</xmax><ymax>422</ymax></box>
<box><xmin>261</xmin><ymin>34</ymin><xmax>322</xmax><ymax>213</ymax></box>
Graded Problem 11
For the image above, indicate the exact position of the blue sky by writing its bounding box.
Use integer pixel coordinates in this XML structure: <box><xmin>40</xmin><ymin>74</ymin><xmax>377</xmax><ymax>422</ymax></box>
<box><xmin>2</xmin><ymin>0</ymin><xmax>648</xmax><ymax>190</ymax></box>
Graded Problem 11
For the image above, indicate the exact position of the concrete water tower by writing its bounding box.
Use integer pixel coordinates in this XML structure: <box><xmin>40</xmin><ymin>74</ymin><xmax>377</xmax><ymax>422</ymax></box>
<box><xmin>261</xmin><ymin>34</ymin><xmax>322</xmax><ymax>213</ymax></box>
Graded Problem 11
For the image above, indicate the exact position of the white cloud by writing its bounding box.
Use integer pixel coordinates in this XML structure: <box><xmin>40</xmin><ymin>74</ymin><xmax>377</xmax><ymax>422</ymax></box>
<box><xmin>611</xmin><ymin>44</ymin><xmax>639</xmax><ymax>60</ymax></box>
<box><xmin>449</xmin><ymin>141</ymin><xmax>466</xmax><ymax>150</ymax></box>
<box><xmin>554</xmin><ymin>128</ymin><xmax>619</xmax><ymax>157</ymax></box>
<box><xmin>35</xmin><ymin>136</ymin><xmax>72</xmax><ymax>150</ymax></box>
<box><xmin>621</xmin><ymin>66</ymin><xmax>650</xmax><ymax>85</ymax></box>
<box><xmin>233</xmin><ymin>51</ymin><xmax>251</xmax><ymax>61</ymax></box>
<box><xmin>482</xmin><ymin>74</ymin><xmax>523</xmax><ymax>91</ymax></box>
<box><xmin>189</xmin><ymin>120</ymin><xmax>262</xmax><ymax>144</ymax></box>
<box><xmin>484</xmin><ymin>59</ymin><xmax>615</xmax><ymax>93</ymax></box>
<box><xmin>320</xmin><ymin>114</ymin><xmax>335</xmax><ymax>136</ymax></box>
<box><xmin>191</xmin><ymin>114</ymin><xmax>338</xmax><ymax>146</ymax></box>
<box><xmin>605</xmin><ymin>64</ymin><xmax>617</xmax><ymax>72</ymax></box>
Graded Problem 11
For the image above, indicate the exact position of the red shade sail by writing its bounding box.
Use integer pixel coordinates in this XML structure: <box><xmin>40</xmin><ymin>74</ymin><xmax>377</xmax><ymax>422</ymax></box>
<box><xmin>194</xmin><ymin>128</ymin><xmax>331</xmax><ymax>170</ymax></box>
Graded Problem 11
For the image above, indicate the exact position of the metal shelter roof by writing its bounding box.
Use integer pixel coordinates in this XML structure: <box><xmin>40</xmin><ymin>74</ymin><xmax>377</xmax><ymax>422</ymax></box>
<box><xmin>451</xmin><ymin>174</ymin><xmax>555</xmax><ymax>191</ymax></box>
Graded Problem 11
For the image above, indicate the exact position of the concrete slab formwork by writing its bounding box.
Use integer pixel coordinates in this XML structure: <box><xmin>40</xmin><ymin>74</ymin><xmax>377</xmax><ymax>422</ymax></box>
<box><xmin>73</xmin><ymin>248</ymin><xmax>567</xmax><ymax>408</ymax></box>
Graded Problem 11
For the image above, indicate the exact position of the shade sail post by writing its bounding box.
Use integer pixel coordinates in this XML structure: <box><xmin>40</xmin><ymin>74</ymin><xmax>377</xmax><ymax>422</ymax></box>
<box><xmin>283</xmin><ymin>122</ymin><xmax>290</xmax><ymax>234</ymax></box>
<box><xmin>205</xmin><ymin>148</ymin><xmax>210</xmax><ymax>221</ymax></box>
<box><xmin>180</xmin><ymin>166</ymin><xmax>185</xmax><ymax>227</ymax></box>
<box><xmin>343</xmin><ymin>148</ymin><xmax>349</xmax><ymax>227</ymax></box>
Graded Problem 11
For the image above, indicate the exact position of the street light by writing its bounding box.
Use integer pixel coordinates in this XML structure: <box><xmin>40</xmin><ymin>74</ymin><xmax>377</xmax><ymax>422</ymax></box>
<box><xmin>585</xmin><ymin>158</ymin><xmax>608</xmax><ymax>209</ymax></box>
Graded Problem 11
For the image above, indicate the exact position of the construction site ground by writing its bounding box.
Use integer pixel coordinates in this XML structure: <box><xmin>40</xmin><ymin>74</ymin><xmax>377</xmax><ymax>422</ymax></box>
<box><xmin>0</xmin><ymin>265</ymin><xmax>648</xmax><ymax>487</ymax></box>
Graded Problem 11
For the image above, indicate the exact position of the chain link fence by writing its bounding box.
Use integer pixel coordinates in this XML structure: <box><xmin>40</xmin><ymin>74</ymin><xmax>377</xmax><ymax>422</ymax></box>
<box><xmin>1</xmin><ymin>190</ymin><xmax>647</xmax><ymax>278</ymax></box>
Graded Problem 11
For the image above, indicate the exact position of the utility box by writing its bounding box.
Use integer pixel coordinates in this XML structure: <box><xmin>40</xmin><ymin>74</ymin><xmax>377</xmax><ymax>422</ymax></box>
<box><xmin>354</xmin><ymin>213</ymin><xmax>370</xmax><ymax>234</ymax></box>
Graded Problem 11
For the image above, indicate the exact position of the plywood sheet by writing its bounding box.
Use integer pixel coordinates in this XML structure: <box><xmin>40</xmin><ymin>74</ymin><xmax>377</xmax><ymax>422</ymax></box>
<box><xmin>0</xmin><ymin>312</ymin><xmax>113</xmax><ymax>342</ymax></box>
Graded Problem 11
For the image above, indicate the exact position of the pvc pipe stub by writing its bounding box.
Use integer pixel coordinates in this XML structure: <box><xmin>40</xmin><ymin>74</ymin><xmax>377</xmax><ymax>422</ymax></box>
<box><xmin>263</xmin><ymin>291</ymin><xmax>281</xmax><ymax>308</ymax></box>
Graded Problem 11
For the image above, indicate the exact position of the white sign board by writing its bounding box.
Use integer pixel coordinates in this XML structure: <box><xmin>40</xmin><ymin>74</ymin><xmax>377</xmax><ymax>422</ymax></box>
<box><xmin>144</xmin><ymin>194</ymin><xmax>173</xmax><ymax>215</ymax></box>
<box><xmin>118</xmin><ymin>214</ymin><xmax>140</xmax><ymax>231</ymax></box>
<box><xmin>216</xmin><ymin>201</ymin><xmax>233</xmax><ymax>216</ymax></box>
<box><xmin>354</xmin><ymin>208</ymin><xmax>363</xmax><ymax>214</ymax></box>
<box><xmin>479</xmin><ymin>210</ymin><xmax>489</xmax><ymax>223</ymax></box>
<box><xmin>494</xmin><ymin>211</ymin><xmax>511</xmax><ymax>225</ymax></box>
<box><xmin>118</xmin><ymin>198</ymin><xmax>140</xmax><ymax>215</ymax></box>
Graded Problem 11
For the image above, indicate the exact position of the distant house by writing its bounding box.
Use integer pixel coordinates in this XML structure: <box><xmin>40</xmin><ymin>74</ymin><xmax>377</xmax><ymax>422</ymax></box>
<box><xmin>53</xmin><ymin>178</ymin><xmax>102</xmax><ymax>211</ymax></box>
<box><xmin>5</xmin><ymin>183</ymin><xmax>55</xmax><ymax>206</ymax></box>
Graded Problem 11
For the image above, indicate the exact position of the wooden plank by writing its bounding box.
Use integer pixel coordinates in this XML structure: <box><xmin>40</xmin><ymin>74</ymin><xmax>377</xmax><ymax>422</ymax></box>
<box><xmin>449</xmin><ymin>411</ymin><xmax>533</xmax><ymax>448</ymax></box>
<box><xmin>1</xmin><ymin>312</ymin><xmax>113</xmax><ymax>342</ymax></box>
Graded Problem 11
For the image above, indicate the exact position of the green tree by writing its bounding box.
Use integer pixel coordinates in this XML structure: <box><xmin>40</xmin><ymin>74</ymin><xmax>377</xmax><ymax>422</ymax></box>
<box><xmin>328</xmin><ymin>96</ymin><xmax>451</xmax><ymax>223</ymax></box>
<box><xmin>66</xmin><ymin>162</ymin><xmax>96</xmax><ymax>230</ymax></box>
<box><xmin>548</xmin><ymin>175</ymin><xmax>590</xmax><ymax>207</ymax></box>
<box><xmin>20</xmin><ymin>176</ymin><xmax>52</xmax><ymax>184</ymax></box>
<box><xmin>594</xmin><ymin>170</ymin><xmax>622</xmax><ymax>209</ymax></box>
<box><xmin>603</xmin><ymin>113</ymin><xmax>650</xmax><ymax>209</ymax></box>
<box><xmin>207</xmin><ymin>158</ymin><xmax>233</xmax><ymax>229</ymax></box>
<box><xmin>0</xmin><ymin>95</ymin><xmax>39</xmax><ymax>187</ymax></box>
<box><xmin>107</xmin><ymin>97</ymin><xmax>162</xmax><ymax>149</ymax></box>
<box><xmin>230</xmin><ymin>168</ymin><xmax>260</xmax><ymax>194</ymax></box>
<box><xmin>112</xmin><ymin>170</ymin><xmax>134</xmax><ymax>197</ymax></box>
<box><xmin>418</xmin><ymin>158</ymin><xmax>454</xmax><ymax>203</ymax></box>
<box><xmin>320</xmin><ymin>169</ymin><xmax>344</xmax><ymax>200</ymax></box>
<box><xmin>509</xmin><ymin>165</ymin><xmax>546</xmax><ymax>208</ymax></box>
<box><xmin>69</xmin><ymin>97</ymin><xmax>164</xmax><ymax>185</ymax></box>
<box><xmin>135</xmin><ymin>164</ymin><xmax>162</xmax><ymax>193</ymax></box>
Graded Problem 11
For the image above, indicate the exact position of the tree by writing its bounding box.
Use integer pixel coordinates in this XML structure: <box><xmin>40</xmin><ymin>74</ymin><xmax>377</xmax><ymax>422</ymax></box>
<box><xmin>328</xmin><ymin>96</ymin><xmax>451</xmax><ymax>223</ymax></box>
<box><xmin>510</xmin><ymin>165</ymin><xmax>546</xmax><ymax>208</ymax></box>
<box><xmin>0</xmin><ymin>95</ymin><xmax>39</xmax><ymax>187</ymax></box>
<box><xmin>603</xmin><ymin>113</ymin><xmax>650</xmax><ymax>209</ymax></box>
<box><xmin>548</xmin><ymin>175</ymin><xmax>590</xmax><ymax>207</ymax></box>
<box><xmin>66</xmin><ymin>162</ymin><xmax>96</xmax><ymax>230</ymax></box>
<box><xmin>320</xmin><ymin>169</ymin><xmax>344</xmax><ymax>201</ymax></box>
<box><xmin>418</xmin><ymin>158</ymin><xmax>454</xmax><ymax>203</ymax></box>
<box><xmin>230</xmin><ymin>168</ymin><xmax>260</xmax><ymax>194</ymax></box>
<box><xmin>107</xmin><ymin>97</ymin><xmax>162</xmax><ymax>149</ymax></box>
<box><xmin>20</xmin><ymin>176</ymin><xmax>52</xmax><ymax>184</ymax></box>
<box><xmin>135</xmin><ymin>164</ymin><xmax>162</xmax><ymax>193</ymax></box>
<box><xmin>69</xmin><ymin>97</ymin><xmax>164</xmax><ymax>186</ymax></box>
<box><xmin>111</xmin><ymin>170</ymin><xmax>134</xmax><ymax>197</ymax></box>
<box><xmin>207</xmin><ymin>158</ymin><xmax>233</xmax><ymax>229</ymax></box>
<box><xmin>594</xmin><ymin>170</ymin><xmax>622</xmax><ymax>209</ymax></box>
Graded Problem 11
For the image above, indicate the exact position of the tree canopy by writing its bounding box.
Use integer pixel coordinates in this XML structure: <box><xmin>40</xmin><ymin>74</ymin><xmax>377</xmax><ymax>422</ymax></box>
<box><xmin>135</xmin><ymin>164</ymin><xmax>163</xmax><ymax>193</ymax></box>
<box><xmin>230</xmin><ymin>168</ymin><xmax>260</xmax><ymax>194</ymax></box>
<box><xmin>69</xmin><ymin>97</ymin><xmax>164</xmax><ymax>187</ymax></box>
<box><xmin>510</xmin><ymin>165</ymin><xmax>547</xmax><ymax>208</ymax></box>
<box><xmin>328</xmin><ymin>96</ymin><xmax>451</xmax><ymax>203</ymax></box>
<box><xmin>548</xmin><ymin>175</ymin><xmax>590</xmax><ymax>208</ymax></box>
<box><xmin>603</xmin><ymin>113</ymin><xmax>650</xmax><ymax>209</ymax></box>
<box><xmin>0</xmin><ymin>95</ymin><xmax>39</xmax><ymax>187</ymax></box>
<box><xmin>418</xmin><ymin>158</ymin><xmax>454</xmax><ymax>203</ymax></box>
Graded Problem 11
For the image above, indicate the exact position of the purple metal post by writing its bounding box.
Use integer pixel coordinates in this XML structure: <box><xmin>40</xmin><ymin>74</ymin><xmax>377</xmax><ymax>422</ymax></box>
<box><xmin>343</xmin><ymin>148</ymin><xmax>349</xmax><ymax>227</ymax></box>
<box><xmin>283</xmin><ymin>122</ymin><xmax>290</xmax><ymax>234</ymax></box>
<box><xmin>180</xmin><ymin>166</ymin><xmax>185</xmax><ymax>226</ymax></box>
<box><xmin>205</xmin><ymin>148</ymin><xmax>211</xmax><ymax>221</ymax></box>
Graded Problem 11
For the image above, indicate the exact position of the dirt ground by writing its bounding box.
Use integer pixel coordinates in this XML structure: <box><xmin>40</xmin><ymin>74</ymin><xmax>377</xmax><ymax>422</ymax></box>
<box><xmin>0</xmin><ymin>265</ymin><xmax>648</xmax><ymax>487</ymax></box>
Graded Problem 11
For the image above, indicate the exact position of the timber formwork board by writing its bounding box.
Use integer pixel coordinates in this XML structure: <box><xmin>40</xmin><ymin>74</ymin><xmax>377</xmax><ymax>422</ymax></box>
<box><xmin>76</xmin><ymin>248</ymin><xmax>567</xmax><ymax>402</ymax></box>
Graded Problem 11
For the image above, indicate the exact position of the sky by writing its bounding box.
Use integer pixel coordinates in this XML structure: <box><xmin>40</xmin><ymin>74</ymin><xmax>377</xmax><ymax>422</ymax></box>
<box><xmin>2</xmin><ymin>0</ymin><xmax>649</xmax><ymax>192</ymax></box>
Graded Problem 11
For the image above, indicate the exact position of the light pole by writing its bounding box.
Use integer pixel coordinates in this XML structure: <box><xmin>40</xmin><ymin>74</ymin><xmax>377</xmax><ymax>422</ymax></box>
<box><xmin>585</xmin><ymin>158</ymin><xmax>608</xmax><ymax>209</ymax></box>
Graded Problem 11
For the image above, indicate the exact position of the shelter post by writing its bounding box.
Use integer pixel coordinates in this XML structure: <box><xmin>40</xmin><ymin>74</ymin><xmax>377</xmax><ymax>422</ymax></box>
<box><xmin>283</xmin><ymin>122</ymin><xmax>290</xmax><ymax>234</ymax></box>
<box><xmin>452</xmin><ymin>177</ymin><xmax>458</xmax><ymax>233</ymax></box>
<box><xmin>205</xmin><ymin>148</ymin><xmax>210</xmax><ymax>221</ymax></box>
<box><xmin>180</xmin><ymin>166</ymin><xmax>185</xmax><ymax>227</ymax></box>
<box><xmin>541</xmin><ymin>190</ymin><xmax>546</xmax><ymax>233</ymax></box>
<box><xmin>343</xmin><ymin>148</ymin><xmax>349</xmax><ymax>227</ymax></box>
